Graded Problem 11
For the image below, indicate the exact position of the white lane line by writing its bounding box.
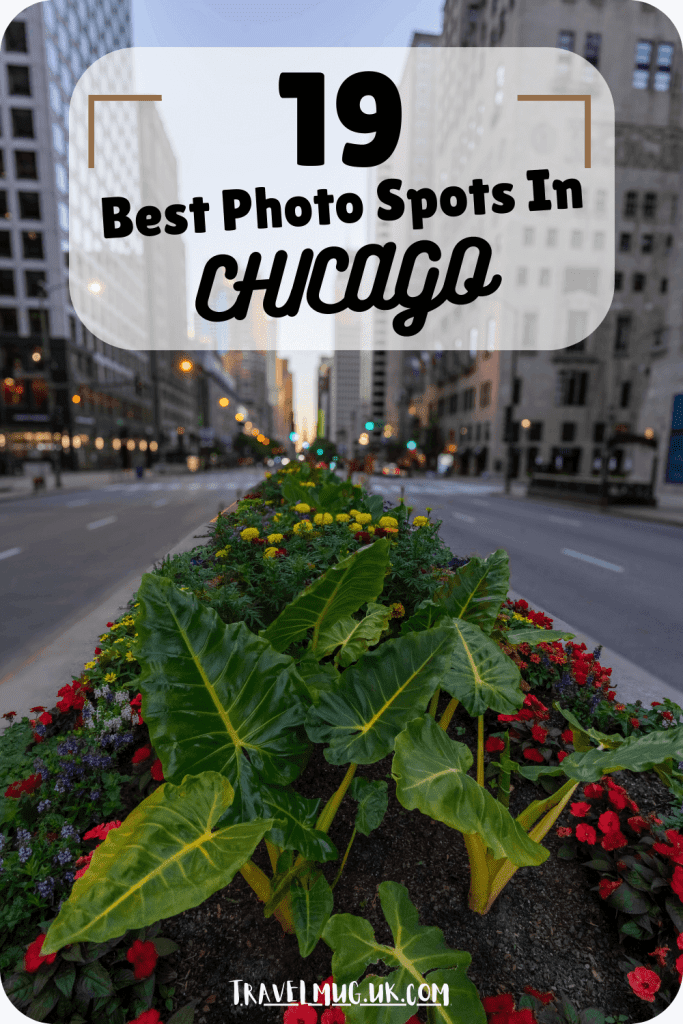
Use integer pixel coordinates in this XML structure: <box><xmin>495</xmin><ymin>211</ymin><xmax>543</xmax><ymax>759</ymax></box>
<box><xmin>153</xmin><ymin>498</ymin><xmax>168</xmax><ymax>507</ymax></box>
<box><xmin>452</xmin><ymin>511</ymin><xmax>476</xmax><ymax>523</ymax></box>
<box><xmin>549</xmin><ymin>515</ymin><xmax>583</xmax><ymax>528</ymax></box>
<box><xmin>86</xmin><ymin>515</ymin><xmax>117</xmax><ymax>531</ymax></box>
<box><xmin>561</xmin><ymin>548</ymin><xmax>624</xmax><ymax>573</ymax></box>
<box><xmin>67</xmin><ymin>498</ymin><xmax>91</xmax><ymax>508</ymax></box>
<box><xmin>0</xmin><ymin>547</ymin><xmax>21</xmax><ymax>561</ymax></box>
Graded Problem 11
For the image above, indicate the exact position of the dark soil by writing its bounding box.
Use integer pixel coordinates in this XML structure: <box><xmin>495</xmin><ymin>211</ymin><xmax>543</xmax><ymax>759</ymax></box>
<box><xmin>160</xmin><ymin>696</ymin><xmax>675</xmax><ymax>1024</ymax></box>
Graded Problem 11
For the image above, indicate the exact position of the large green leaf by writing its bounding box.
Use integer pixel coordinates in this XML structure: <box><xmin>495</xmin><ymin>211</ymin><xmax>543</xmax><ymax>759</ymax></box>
<box><xmin>296</xmin><ymin>652</ymin><xmax>342</xmax><ymax>704</ymax></box>
<box><xmin>305</xmin><ymin>626</ymin><xmax>456</xmax><ymax>765</ymax></box>
<box><xmin>291</xmin><ymin>874</ymin><xmax>334</xmax><ymax>958</ymax></box>
<box><xmin>392</xmin><ymin>716</ymin><xmax>548</xmax><ymax>866</ymax></box>
<box><xmin>440</xmin><ymin>619</ymin><xmax>523</xmax><ymax>718</ymax></box>
<box><xmin>261</xmin><ymin>787</ymin><xmax>338</xmax><ymax>862</ymax></box>
<box><xmin>438</xmin><ymin>550</ymin><xmax>509</xmax><ymax>635</ymax></box>
<box><xmin>504</xmin><ymin>628</ymin><xmax>574</xmax><ymax>645</ymax></box>
<box><xmin>317</xmin><ymin>603</ymin><xmax>391</xmax><ymax>666</ymax></box>
<box><xmin>263</xmin><ymin>540</ymin><xmax>391</xmax><ymax>654</ymax></box>
<box><xmin>557</xmin><ymin>727</ymin><xmax>683</xmax><ymax>782</ymax></box>
<box><xmin>135</xmin><ymin>574</ymin><xmax>309</xmax><ymax>800</ymax></box>
<box><xmin>401</xmin><ymin>600</ymin><xmax>445</xmax><ymax>635</ymax></box>
<box><xmin>350</xmin><ymin>778</ymin><xmax>389</xmax><ymax>836</ymax></box>
<box><xmin>555</xmin><ymin>704</ymin><xmax>624</xmax><ymax>751</ymax></box>
<box><xmin>323</xmin><ymin>882</ymin><xmax>484</xmax><ymax>1024</ymax></box>
<box><xmin>43</xmin><ymin>773</ymin><xmax>274</xmax><ymax>953</ymax></box>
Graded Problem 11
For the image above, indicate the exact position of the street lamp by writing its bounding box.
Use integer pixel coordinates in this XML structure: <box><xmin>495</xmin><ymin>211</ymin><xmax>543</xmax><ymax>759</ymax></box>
<box><xmin>179</xmin><ymin>358</ymin><xmax>194</xmax><ymax>373</ymax></box>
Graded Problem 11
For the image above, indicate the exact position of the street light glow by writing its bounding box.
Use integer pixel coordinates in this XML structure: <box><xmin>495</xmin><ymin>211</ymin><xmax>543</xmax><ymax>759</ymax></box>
<box><xmin>179</xmin><ymin>359</ymin><xmax>193</xmax><ymax>373</ymax></box>
<box><xmin>72</xmin><ymin>394</ymin><xmax>81</xmax><ymax>404</ymax></box>
<box><xmin>218</xmin><ymin>397</ymin><xmax>230</xmax><ymax>407</ymax></box>
<box><xmin>31</xmin><ymin>351</ymin><xmax>41</xmax><ymax>362</ymax></box>
<box><xmin>87</xmin><ymin>279</ymin><xmax>103</xmax><ymax>295</ymax></box>
<box><xmin>406</xmin><ymin>440</ymin><xmax>417</xmax><ymax>451</ymax></box>
<box><xmin>359</xmin><ymin>432</ymin><xmax>369</xmax><ymax>445</ymax></box>
<box><xmin>521</xmin><ymin>418</ymin><xmax>531</xmax><ymax>429</ymax></box>
<box><xmin>150</xmin><ymin>441</ymin><xmax>158</xmax><ymax>452</ymax></box>
<box><xmin>644</xmin><ymin>428</ymin><xmax>654</xmax><ymax>439</ymax></box>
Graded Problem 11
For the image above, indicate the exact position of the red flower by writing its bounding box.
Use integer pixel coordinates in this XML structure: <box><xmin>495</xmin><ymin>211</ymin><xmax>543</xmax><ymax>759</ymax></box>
<box><xmin>651</xmin><ymin>702</ymin><xmax>662</xmax><ymax>707</ymax></box>
<box><xmin>677</xmin><ymin>934</ymin><xmax>683</xmax><ymax>951</ymax></box>
<box><xmin>630</xmin><ymin>718</ymin><xmax>640</xmax><ymax>728</ymax></box>
<box><xmin>38</xmin><ymin>712</ymin><xmax>52</xmax><ymax>725</ymax></box>
<box><xmin>601</xmin><ymin>830</ymin><xmax>627</xmax><ymax>851</ymax></box>
<box><xmin>283</xmin><ymin>1007</ymin><xmax>318</xmax><ymax>1024</ymax></box>
<box><xmin>649</xmin><ymin>948</ymin><xmax>669</xmax><ymax>968</ymax></box>
<box><xmin>130</xmin><ymin>693</ymin><xmax>142</xmax><ymax>710</ymax></box>
<box><xmin>132</xmin><ymin>746</ymin><xmax>152</xmax><ymax>764</ymax></box>
<box><xmin>151</xmin><ymin>759</ymin><xmax>164</xmax><ymax>782</ymax></box>
<box><xmin>483</xmin><ymin>995</ymin><xmax>515</xmax><ymax>1015</ymax></box>
<box><xmin>126</xmin><ymin>939</ymin><xmax>158</xmax><ymax>980</ymax></box>
<box><xmin>56</xmin><ymin>681</ymin><xmax>86</xmax><ymax>714</ymax></box>
<box><xmin>662</xmin><ymin>711</ymin><xmax>674</xmax><ymax>722</ymax></box>
<box><xmin>608</xmin><ymin>789</ymin><xmax>628</xmax><ymax>810</ymax></box>
<box><xmin>94</xmin><ymin>647</ymin><xmax>102</xmax><ymax>655</ymax></box>
<box><xmin>106</xmin><ymin>622</ymin><xmax>114</xmax><ymax>627</ymax></box>
<box><xmin>570</xmin><ymin>801</ymin><xmax>591</xmax><ymax>818</ymax></box>
<box><xmin>556</xmin><ymin>827</ymin><xmax>573</xmax><ymax>838</ymax></box>
<box><xmin>576</xmin><ymin>823</ymin><xmax>597</xmax><ymax>844</ymax></box>
<box><xmin>523</xmin><ymin>748</ymin><xmax>544</xmax><ymax>763</ymax></box>
<box><xmin>677</xmin><ymin>953</ymin><xmax>683</xmax><ymax>981</ymax></box>
<box><xmin>127</xmin><ymin>1012</ymin><xmax>163</xmax><ymax>1024</ymax></box>
<box><xmin>24</xmin><ymin>934</ymin><xmax>57</xmax><ymax>972</ymax></box>
<box><xmin>556</xmin><ymin>751</ymin><xmax>569</xmax><ymax>762</ymax></box>
<box><xmin>626</xmin><ymin>967</ymin><xmax>660</xmax><ymax>1003</ymax></box>
<box><xmin>606</xmin><ymin>690</ymin><xmax>616</xmax><ymax>701</ymax></box>
<box><xmin>597</xmin><ymin>810</ymin><xmax>621</xmax><ymax>834</ymax></box>
<box><xmin>5</xmin><ymin>773</ymin><xmax>42</xmax><ymax>798</ymax></box>
<box><xmin>598</xmin><ymin>878</ymin><xmax>622</xmax><ymax>899</ymax></box>
<box><xmin>2</xmin><ymin>711</ymin><xmax>17</xmax><ymax>721</ymax></box>
<box><xmin>561</xmin><ymin>729</ymin><xmax>574</xmax><ymax>744</ymax></box>
<box><xmin>321</xmin><ymin>1010</ymin><xmax>346</xmax><ymax>1024</ymax></box>
<box><xmin>509</xmin><ymin>1011</ymin><xmax>536</xmax><ymax>1024</ymax></box>
<box><xmin>83</xmin><ymin>820</ymin><xmax>122</xmax><ymax>842</ymax></box>
<box><xmin>671</xmin><ymin>865</ymin><xmax>683</xmax><ymax>901</ymax></box>
<box><xmin>529</xmin><ymin>654</ymin><xmax>541</xmax><ymax>665</ymax></box>
<box><xmin>531</xmin><ymin>725</ymin><xmax>548</xmax><ymax>743</ymax></box>
<box><xmin>627</xmin><ymin>816</ymin><xmax>650</xmax><ymax>834</ymax></box>
<box><xmin>29</xmin><ymin>706</ymin><xmax>46</xmax><ymax>713</ymax></box>
<box><xmin>523</xmin><ymin>987</ymin><xmax>553</xmax><ymax>1006</ymax></box>
<box><xmin>486</xmin><ymin>737</ymin><xmax>505</xmax><ymax>753</ymax></box>
<box><xmin>74</xmin><ymin>851</ymin><xmax>94</xmax><ymax>880</ymax></box>
<box><xmin>653</xmin><ymin>830</ymin><xmax>683</xmax><ymax>864</ymax></box>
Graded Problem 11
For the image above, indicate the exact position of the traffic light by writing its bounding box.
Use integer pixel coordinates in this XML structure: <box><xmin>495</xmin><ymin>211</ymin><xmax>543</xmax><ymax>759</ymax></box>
<box><xmin>365</xmin><ymin>421</ymin><xmax>375</xmax><ymax>431</ymax></box>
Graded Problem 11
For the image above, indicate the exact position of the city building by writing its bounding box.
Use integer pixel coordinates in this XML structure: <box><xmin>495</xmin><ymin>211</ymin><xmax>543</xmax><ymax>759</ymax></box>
<box><xmin>316</xmin><ymin>355</ymin><xmax>332</xmax><ymax>438</ymax></box>
<box><xmin>328</xmin><ymin>255</ymin><xmax>372</xmax><ymax>456</ymax></box>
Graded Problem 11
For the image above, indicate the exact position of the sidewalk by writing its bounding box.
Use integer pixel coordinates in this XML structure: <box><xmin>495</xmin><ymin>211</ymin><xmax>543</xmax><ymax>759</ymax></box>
<box><xmin>0</xmin><ymin>519</ymin><xmax>212</xmax><ymax>724</ymax></box>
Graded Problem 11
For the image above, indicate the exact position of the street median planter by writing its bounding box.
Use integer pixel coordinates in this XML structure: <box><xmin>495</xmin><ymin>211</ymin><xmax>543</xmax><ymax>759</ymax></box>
<box><xmin>2</xmin><ymin>463</ymin><xmax>682</xmax><ymax>1024</ymax></box>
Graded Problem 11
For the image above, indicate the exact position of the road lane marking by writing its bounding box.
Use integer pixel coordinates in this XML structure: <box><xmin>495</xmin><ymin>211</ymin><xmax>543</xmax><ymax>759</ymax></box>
<box><xmin>153</xmin><ymin>498</ymin><xmax>168</xmax><ymax>507</ymax></box>
<box><xmin>452</xmin><ymin>511</ymin><xmax>476</xmax><ymax>523</ymax></box>
<box><xmin>0</xmin><ymin>547</ymin><xmax>21</xmax><ymax>561</ymax></box>
<box><xmin>550</xmin><ymin>515</ymin><xmax>582</xmax><ymax>527</ymax></box>
<box><xmin>561</xmin><ymin>548</ymin><xmax>624</xmax><ymax>572</ymax></box>
<box><xmin>67</xmin><ymin>498</ymin><xmax>91</xmax><ymax>508</ymax></box>
<box><xmin>86</xmin><ymin>515</ymin><xmax>117</xmax><ymax>530</ymax></box>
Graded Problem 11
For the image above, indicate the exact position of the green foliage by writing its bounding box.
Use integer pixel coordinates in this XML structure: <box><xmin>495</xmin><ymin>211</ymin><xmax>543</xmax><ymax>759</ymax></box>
<box><xmin>438</xmin><ymin>550</ymin><xmax>510</xmax><ymax>635</ymax></box>
<box><xmin>440</xmin><ymin>618</ymin><xmax>524</xmax><ymax>718</ymax></box>
<box><xmin>291</xmin><ymin>874</ymin><xmax>334</xmax><ymax>958</ymax></box>
<box><xmin>350</xmin><ymin>778</ymin><xmax>388</xmax><ymax>836</ymax></box>
<box><xmin>317</xmin><ymin>602</ymin><xmax>392</xmax><ymax>667</ymax></box>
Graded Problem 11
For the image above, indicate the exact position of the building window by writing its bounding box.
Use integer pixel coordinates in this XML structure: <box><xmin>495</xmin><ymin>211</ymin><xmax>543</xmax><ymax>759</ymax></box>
<box><xmin>633</xmin><ymin>40</ymin><xmax>653</xmax><ymax>88</ymax></box>
<box><xmin>641</xmin><ymin>234</ymin><xmax>654</xmax><ymax>253</ymax></box>
<box><xmin>11</xmin><ymin>108</ymin><xmax>34</xmax><ymax>138</ymax></box>
<box><xmin>14</xmin><ymin>150</ymin><xmax>37</xmax><ymax>179</ymax></box>
<box><xmin>463</xmin><ymin>387</ymin><xmax>476</xmax><ymax>411</ymax></box>
<box><xmin>624</xmin><ymin>191</ymin><xmax>637</xmax><ymax>217</ymax></box>
<box><xmin>0</xmin><ymin>307</ymin><xmax>18</xmax><ymax>332</ymax></box>
<box><xmin>643</xmin><ymin>192</ymin><xmax>657</xmax><ymax>218</ymax></box>
<box><xmin>530</xmin><ymin>421</ymin><xmax>543</xmax><ymax>442</ymax></box>
<box><xmin>25</xmin><ymin>270</ymin><xmax>46</xmax><ymax>297</ymax></box>
<box><xmin>7</xmin><ymin>65</ymin><xmax>31</xmax><ymax>96</ymax></box>
<box><xmin>584</xmin><ymin>33</ymin><xmax>601</xmax><ymax>69</ymax></box>
<box><xmin>654</xmin><ymin>43</ymin><xmax>674</xmax><ymax>92</ymax></box>
<box><xmin>480</xmin><ymin>381</ymin><xmax>492</xmax><ymax>407</ymax></box>
<box><xmin>557</xmin><ymin>370</ymin><xmax>588</xmax><ymax>406</ymax></box>
<box><xmin>0</xmin><ymin>231</ymin><xmax>10</xmax><ymax>257</ymax></box>
<box><xmin>0</xmin><ymin>151</ymin><xmax>4</xmax><ymax>179</ymax></box>
<box><xmin>593</xmin><ymin>423</ymin><xmax>605</xmax><ymax>443</ymax></box>
<box><xmin>546</xmin><ymin>228</ymin><xmax>558</xmax><ymax>247</ymax></box>
<box><xmin>614</xmin><ymin>315</ymin><xmax>631</xmax><ymax>353</ymax></box>
<box><xmin>0</xmin><ymin>269</ymin><xmax>15</xmax><ymax>295</ymax></box>
<box><xmin>619</xmin><ymin>233</ymin><xmax>631</xmax><ymax>251</ymax></box>
<box><xmin>18</xmin><ymin>192</ymin><xmax>40</xmax><ymax>219</ymax></box>
<box><xmin>449</xmin><ymin>393</ymin><xmax>459</xmax><ymax>414</ymax></box>
<box><xmin>0</xmin><ymin>192</ymin><xmax>7</xmax><ymax>218</ymax></box>
<box><xmin>620</xmin><ymin>381</ymin><xmax>632</xmax><ymax>408</ymax></box>
<box><xmin>522</xmin><ymin>312</ymin><xmax>537</xmax><ymax>348</ymax></box>
<box><xmin>615</xmin><ymin>271</ymin><xmax>623</xmax><ymax>291</ymax></box>
<box><xmin>567</xmin><ymin>311</ymin><xmax>587</xmax><ymax>347</ymax></box>
<box><xmin>22</xmin><ymin>230</ymin><xmax>43</xmax><ymax>259</ymax></box>
<box><xmin>661</xmin><ymin>278</ymin><xmax>668</xmax><ymax>294</ymax></box>
<box><xmin>513</xmin><ymin>377</ymin><xmax>522</xmax><ymax>404</ymax></box>
<box><xmin>557</xmin><ymin>30</ymin><xmax>574</xmax><ymax>50</ymax></box>
<box><xmin>632</xmin><ymin>273</ymin><xmax>646</xmax><ymax>292</ymax></box>
<box><xmin>571</xmin><ymin>230</ymin><xmax>583</xmax><ymax>248</ymax></box>
<box><xmin>561</xmin><ymin>422</ymin><xmax>576</xmax><ymax>442</ymax></box>
<box><xmin>517</xmin><ymin>267</ymin><xmax>528</xmax><ymax>285</ymax></box>
<box><xmin>28</xmin><ymin>309</ymin><xmax>48</xmax><ymax>335</ymax></box>
<box><xmin>5</xmin><ymin>21</ymin><xmax>28</xmax><ymax>53</ymax></box>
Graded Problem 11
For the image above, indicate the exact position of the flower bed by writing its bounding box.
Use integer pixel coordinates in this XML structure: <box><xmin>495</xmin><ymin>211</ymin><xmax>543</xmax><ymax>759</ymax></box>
<box><xmin>2</xmin><ymin>463</ymin><xmax>683</xmax><ymax>1024</ymax></box>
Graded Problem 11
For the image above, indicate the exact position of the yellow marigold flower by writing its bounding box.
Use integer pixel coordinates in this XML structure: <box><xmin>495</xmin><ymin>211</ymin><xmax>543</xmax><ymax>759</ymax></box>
<box><xmin>293</xmin><ymin>519</ymin><xmax>313</xmax><ymax>534</ymax></box>
<box><xmin>348</xmin><ymin>521</ymin><xmax>361</xmax><ymax>532</ymax></box>
<box><xmin>353</xmin><ymin>512</ymin><xmax>372</xmax><ymax>525</ymax></box>
<box><xmin>301</xmin><ymin>481</ymin><xmax>316</xmax><ymax>487</ymax></box>
<box><xmin>314</xmin><ymin>513</ymin><xmax>333</xmax><ymax>525</ymax></box>
<box><xmin>379</xmin><ymin>516</ymin><xmax>398</xmax><ymax>528</ymax></box>
<box><xmin>99</xmin><ymin>635</ymin><xmax>108</xmax><ymax>642</ymax></box>
<box><xmin>273</xmin><ymin>512</ymin><xmax>283</xmax><ymax>522</ymax></box>
<box><xmin>349</xmin><ymin>509</ymin><xmax>359</xmax><ymax>516</ymax></box>
<box><xmin>413</xmin><ymin>515</ymin><xmax>430</xmax><ymax>528</ymax></box>
<box><xmin>240</xmin><ymin>527</ymin><xmax>260</xmax><ymax>541</ymax></box>
<box><xmin>215</xmin><ymin>546</ymin><xmax>232</xmax><ymax>560</ymax></box>
<box><xmin>264</xmin><ymin>546</ymin><xmax>279</xmax><ymax>559</ymax></box>
<box><xmin>336</xmin><ymin>513</ymin><xmax>351</xmax><ymax>523</ymax></box>
<box><xmin>367</xmin><ymin>525</ymin><xmax>376</xmax><ymax>534</ymax></box>
<box><xmin>265</xmin><ymin>472</ymin><xmax>272</xmax><ymax>478</ymax></box>
<box><xmin>294</xmin><ymin>503</ymin><xmax>311</xmax><ymax>514</ymax></box>
<box><xmin>267</xmin><ymin>533</ymin><xmax>284</xmax><ymax>544</ymax></box>
<box><xmin>390</xmin><ymin>602</ymin><xmax>405</xmax><ymax>619</ymax></box>
<box><xmin>125</xmin><ymin>650</ymin><xmax>136</xmax><ymax>662</ymax></box>
<box><xmin>104</xmin><ymin>672</ymin><xmax>117</xmax><ymax>683</ymax></box>
<box><xmin>84</xmin><ymin>661</ymin><xmax>96</xmax><ymax>670</ymax></box>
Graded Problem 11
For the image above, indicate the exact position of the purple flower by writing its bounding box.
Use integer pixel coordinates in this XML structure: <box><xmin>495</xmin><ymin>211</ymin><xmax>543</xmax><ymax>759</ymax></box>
<box><xmin>16</xmin><ymin>828</ymin><xmax>31</xmax><ymax>845</ymax></box>
<box><xmin>53</xmin><ymin>848</ymin><xmax>73</xmax><ymax>866</ymax></box>
<box><xmin>60</xmin><ymin>823</ymin><xmax>79</xmax><ymax>841</ymax></box>
<box><xmin>37</xmin><ymin>799</ymin><xmax>52</xmax><ymax>813</ymax></box>
<box><xmin>57</xmin><ymin>738</ymin><xmax>80</xmax><ymax>757</ymax></box>
<box><xmin>35</xmin><ymin>876</ymin><xmax>56</xmax><ymax>899</ymax></box>
<box><xmin>19</xmin><ymin>845</ymin><xmax>32</xmax><ymax>863</ymax></box>
<box><xmin>89</xmin><ymin>790</ymin><xmax>101</xmax><ymax>801</ymax></box>
<box><xmin>54</xmin><ymin>778</ymin><xmax>72</xmax><ymax>794</ymax></box>
<box><xmin>592</xmin><ymin>645</ymin><xmax>603</xmax><ymax>661</ymax></box>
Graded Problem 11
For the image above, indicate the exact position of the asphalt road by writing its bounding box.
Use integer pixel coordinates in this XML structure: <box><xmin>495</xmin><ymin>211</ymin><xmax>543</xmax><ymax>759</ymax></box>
<box><xmin>371</xmin><ymin>477</ymin><xmax>683</xmax><ymax>693</ymax></box>
<box><xmin>0</xmin><ymin>469</ymin><xmax>263</xmax><ymax>685</ymax></box>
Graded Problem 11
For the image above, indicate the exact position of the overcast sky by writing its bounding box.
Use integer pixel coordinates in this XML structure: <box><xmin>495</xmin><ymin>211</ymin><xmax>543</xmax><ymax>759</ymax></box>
<box><xmin>130</xmin><ymin>0</ymin><xmax>445</xmax><ymax>439</ymax></box>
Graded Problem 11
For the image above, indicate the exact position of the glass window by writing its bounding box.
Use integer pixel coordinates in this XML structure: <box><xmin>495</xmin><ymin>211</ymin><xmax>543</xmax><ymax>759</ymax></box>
<box><xmin>614</xmin><ymin>271</ymin><xmax>623</xmax><ymax>291</ymax></box>
<box><xmin>11</xmin><ymin>108</ymin><xmax>34</xmax><ymax>138</ymax></box>
<box><xmin>7</xmin><ymin>65</ymin><xmax>31</xmax><ymax>95</ymax></box>
<box><xmin>28</xmin><ymin>309</ymin><xmax>48</xmax><ymax>335</ymax></box>
<box><xmin>480</xmin><ymin>381</ymin><xmax>492</xmax><ymax>407</ymax></box>
<box><xmin>643</xmin><ymin>192</ymin><xmax>657</xmax><ymax>218</ymax></box>
<box><xmin>654</xmin><ymin>43</ymin><xmax>674</xmax><ymax>92</ymax></box>
<box><xmin>0</xmin><ymin>191</ymin><xmax>7</xmax><ymax>218</ymax></box>
<box><xmin>584</xmin><ymin>33</ymin><xmax>601</xmax><ymax>69</ymax></box>
<box><xmin>620</xmin><ymin>381</ymin><xmax>631</xmax><ymax>408</ymax></box>
<box><xmin>14</xmin><ymin>150</ymin><xmax>37</xmax><ymax>179</ymax></box>
<box><xmin>0</xmin><ymin>307</ymin><xmax>18</xmax><ymax>332</ymax></box>
<box><xmin>641</xmin><ymin>234</ymin><xmax>653</xmax><ymax>253</ymax></box>
<box><xmin>0</xmin><ymin>230</ymin><xmax>11</xmax><ymax>257</ymax></box>
<box><xmin>25</xmin><ymin>269</ymin><xmax>46</xmax><ymax>297</ymax></box>
<box><xmin>660</xmin><ymin>278</ymin><xmax>668</xmax><ymax>293</ymax></box>
<box><xmin>0</xmin><ymin>269</ymin><xmax>15</xmax><ymax>295</ymax></box>
<box><xmin>632</xmin><ymin>272</ymin><xmax>645</xmax><ymax>291</ymax></box>
<box><xmin>633</xmin><ymin>40</ymin><xmax>652</xmax><ymax>88</ymax></box>
<box><xmin>623</xmin><ymin>191</ymin><xmax>637</xmax><ymax>217</ymax></box>
<box><xmin>5</xmin><ymin>21</ymin><xmax>28</xmax><ymax>52</ymax></box>
<box><xmin>18</xmin><ymin>192</ymin><xmax>41</xmax><ymax>219</ymax></box>
<box><xmin>22</xmin><ymin>231</ymin><xmax>43</xmax><ymax>259</ymax></box>
<box><xmin>614</xmin><ymin>315</ymin><xmax>631</xmax><ymax>352</ymax></box>
<box><xmin>619</xmin><ymin>233</ymin><xmax>631</xmax><ymax>251</ymax></box>
<box><xmin>557</xmin><ymin>31</ymin><xmax>574</xmax><ymax>51</ymax></box>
